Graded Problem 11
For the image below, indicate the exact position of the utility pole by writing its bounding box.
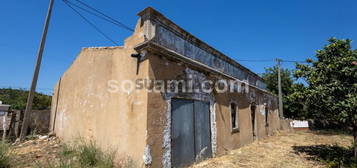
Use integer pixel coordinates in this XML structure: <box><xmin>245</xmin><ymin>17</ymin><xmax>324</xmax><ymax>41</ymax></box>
<box><xmin>19</xmin><ymin>0</ymin><xmax>55</xmax><ymax>140</ymax></box>
<box><xmin>276</xmin><ymin>58</ymin><xmax>284</xmax><ymax>118</ymax></box>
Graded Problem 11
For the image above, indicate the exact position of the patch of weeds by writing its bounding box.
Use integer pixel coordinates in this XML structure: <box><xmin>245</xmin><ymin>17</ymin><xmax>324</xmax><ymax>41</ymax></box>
<box><xmin>77</xmin><ymin>141</ymin><xmax>101</xmax><ymax>167</ymax></box>
<box><xmin>60</xmin><ymin>143</ymin><xmax>76</xmax><ymax>157</ymax></box>
<box><xmin>0</xmin><ymin>142</ymin><xmax>13</xmax><ymax>168</ymax></box>
<box><xmin>118</xmin><ymin>157</ymin><xmax>136</xmax><ymax>168</ymax></box>
<box><xmin>293</xmin><ymin>144</ymin><xmax>357</xmax><ymax>168</ymax></box>
<box><xmin>37</xmin><ymin>158</ymin><xmax>79</xmax><ymax>168</ymax></box>
<box><xmin>38</xmin><ymin>140</ymin><xmax>115</xmax><ymax>168</ymax></box>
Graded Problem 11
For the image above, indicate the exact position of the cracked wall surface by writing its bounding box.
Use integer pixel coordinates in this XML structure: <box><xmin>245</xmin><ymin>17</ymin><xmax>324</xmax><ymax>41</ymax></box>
<box><xmin>146</xmin><ymin>53</ymin><xmax>281</xmax><ymax>167</ymax></box>
<box><xmin>51</xmin><ymin>7</ymin><xmax>285</xmax><ymax>168</ymax></box>
<box><xmin>50</xmin><ymin>18</ymin><xmax>149</xmax><ymax>166</ymax></box>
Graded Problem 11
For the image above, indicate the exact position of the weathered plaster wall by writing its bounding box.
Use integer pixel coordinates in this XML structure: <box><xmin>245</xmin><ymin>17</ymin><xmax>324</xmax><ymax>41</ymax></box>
<box><xmin>146</xmin><ymin>54</ymin><xmax>187</xmax><ymax>168</ymax></box>
<box><xmin>135</xmin><ymin>9</ymin><xmax>282</xmax><ymax>163</ymax></box>
<box><xmin>212</xmin><ymin>82</ymin><xmax>281</xmax><ymax>156</ymax></box>
<box><xmin>51</xmin><ymin>7</ymin><xmax>286</xmax><ymax>168</ymax></box>
<box><xmin>52</xmin><ymin>47</ymin><xmax>115</xmax><ymax>141</ymax></box>
<box><xmin>145</xmin><ymin>54</ymin><xmax>281</xmax><ymax>167</ymax></box>
<box><xmin>51</xmin><ymin>19</ymin><xmax>149</xmax><ymax>166</ymax></box>
<box><xmin>215</xmin><ymin>92</ymin><xmax>253</xmax><ymax>154</ymax></box>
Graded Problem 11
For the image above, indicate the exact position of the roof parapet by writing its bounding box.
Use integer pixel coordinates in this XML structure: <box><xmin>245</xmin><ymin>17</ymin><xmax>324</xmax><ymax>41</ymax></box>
<box><xmin>136</xmin><ymin>7</ymin><xmax>266</xmax><ymax>90</ymax></box>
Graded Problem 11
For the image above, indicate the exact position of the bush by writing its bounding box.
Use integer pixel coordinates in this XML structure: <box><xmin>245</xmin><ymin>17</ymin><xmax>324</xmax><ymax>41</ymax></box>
<box><xmin>0</xmin><ymin>142</ymin><xmax>12</xmax><ymax>168</ymax></box>
<box><xmin>77</xmin><ymin>141</ymin><xmax>101</xmax><ymax>167</ymax></box>
<box><xmin>39</xmin><ymin>140</ymin><xmax>115</xmax><ymax>168</ymax></box>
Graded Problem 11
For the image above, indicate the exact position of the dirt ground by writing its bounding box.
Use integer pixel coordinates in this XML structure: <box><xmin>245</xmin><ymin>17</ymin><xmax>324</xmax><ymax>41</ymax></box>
<box><xmin>11</xmin><ymin>135</ymin><xmax>62</xmax><ymax>168</ymax></box>
<box><xmin>191</xmin><ymin>131</ymin><xmax>353</xmax><ymax>168</ymax></box>
<box><xmin>10</xmin><ymin>131</ymin><xmax>354</xmax><ymax>168</ymax></box>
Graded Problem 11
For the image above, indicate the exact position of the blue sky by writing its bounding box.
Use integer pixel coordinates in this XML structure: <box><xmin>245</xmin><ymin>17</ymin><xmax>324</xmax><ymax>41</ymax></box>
<box><xmin>1</xmin><ymin>0</ymin><xmax>356</xmax><ymax>95</ymax></box>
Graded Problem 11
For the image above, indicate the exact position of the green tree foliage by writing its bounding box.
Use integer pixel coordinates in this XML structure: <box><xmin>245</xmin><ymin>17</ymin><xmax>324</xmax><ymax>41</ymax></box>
<box><xmin>262</xmin><ymin>66</ymin><xmax>305</xmax><ymax>119</ymax></box>
<box><xmin>262</xmin><ymin>66</ymin><xmax>294</xmax><ymax>96</ymax></box>
<box><xmin>0</xmin><ymin>88</ymin><xmax>51</xmax><ymax>110</ymax></box>
<box><xmin>292</xmin><ymin>38</ymin><xmax>357</xmax><ymax>158</ymax></box>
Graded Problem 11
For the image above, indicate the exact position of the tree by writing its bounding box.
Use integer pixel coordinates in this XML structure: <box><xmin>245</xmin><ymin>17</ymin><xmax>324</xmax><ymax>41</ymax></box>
<box><xmin>0</xmin><ymin>88</ymin><xmax>51</xmax><ymax>110</ymax></box>
<box><xmin>262</xmin><ymin>66</ymin><xmax>293</xmax><ymax>95</ymax></box>
<box><xmin>294</xmin><ymin>38</ymin><xmax>357</xmax><ymax>158</ymax></box>
<box><xmin>262</xmin><ymin>66</ymin><xmax>305</xmax><ymax>119</ymax></box>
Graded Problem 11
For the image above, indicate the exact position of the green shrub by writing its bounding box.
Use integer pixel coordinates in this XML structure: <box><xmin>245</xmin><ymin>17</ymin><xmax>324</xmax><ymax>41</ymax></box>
<box><xmin>77</xmin><ymin>141</ymin><xmax>101</xmax><ymax>167</ymax></box>
<box><xmin>0</xmin><ymin>142</ymin><xmax>12</xmax><ymax>168</ymax></box>
<box><xmin>60</xmin><ymin>144</ymin><xmax>76</xmax><ymax>157</ymax></box>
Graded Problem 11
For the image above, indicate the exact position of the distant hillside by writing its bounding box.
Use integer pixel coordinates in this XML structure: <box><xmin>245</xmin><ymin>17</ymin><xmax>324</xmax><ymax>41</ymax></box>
<box><xmin>0</xmin><ymin>88</ymin><xmax>51</xmax><ymax>110</ymax></box>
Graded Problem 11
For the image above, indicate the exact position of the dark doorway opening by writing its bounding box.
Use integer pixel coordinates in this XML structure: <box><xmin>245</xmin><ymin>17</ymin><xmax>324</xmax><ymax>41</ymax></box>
<box><xmin>265</xmin><ymin>105</ymin><xmax>269</xmax><ymax>127</ymax></box>
<box><xmin>251</xmin><ymin>103</ymin><xmax>256</xmax><ymax>138</ymax></box>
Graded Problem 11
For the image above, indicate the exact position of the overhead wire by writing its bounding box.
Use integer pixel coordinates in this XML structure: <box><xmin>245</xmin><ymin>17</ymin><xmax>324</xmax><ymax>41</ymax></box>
<box><xmin>69</xmin><ymin>0</ymin><xmax>134</xmax><ymax>32</ymax></box>
<box><xmin>236</xmin><ymin>59</ymin><xmax>308</xmax><ymax>63</ymax></box>
<box><xmin>63</xmin><ymin>0</ymin><xmax>119</xmax><ymax>45</ymax></box>
<box><xmin>62</xmin><ymin>0</ymin><xmax>309</xmax><ymax>64</ymax></box>
<box><xmin>281</xmin><ymin>60</ymin><xmax>308</xmax><ymax>63</ymax></box>
<box><xmin>236</xmin><ymin>59</ymin><xmax>274</xmax><ymax>62</ymax></box>
<box><xmin>63</xmin><ymin>0</ymin><xmax>134</xmax><ymax>32</ymax></box>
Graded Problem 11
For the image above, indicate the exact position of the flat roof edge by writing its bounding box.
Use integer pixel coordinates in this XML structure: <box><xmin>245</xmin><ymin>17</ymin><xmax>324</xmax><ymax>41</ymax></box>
<box><xmin>137</xmin><ymin>7</ymin><xmax>264</xmax><ymax>82</ymax></box>
<box><xmin>135</xmin><ymin>41</ymin><xmax>272</xmax><ymax>94</ymax></box>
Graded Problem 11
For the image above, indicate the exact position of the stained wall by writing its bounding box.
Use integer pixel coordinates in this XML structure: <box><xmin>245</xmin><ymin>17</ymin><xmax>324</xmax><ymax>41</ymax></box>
<box><xmin>50</xmin><ymin>19</ymin><xmax>149</xmax><ymax>166</ymax></box>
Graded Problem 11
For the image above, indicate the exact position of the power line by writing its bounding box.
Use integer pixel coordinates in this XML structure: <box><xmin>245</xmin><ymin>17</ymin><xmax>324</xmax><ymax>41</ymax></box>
<box><xmin>236</xmin><ymin>59</ymin><xmax>274</xmax><ymax>62</ymax></box>
<box><xmin>63</xmin><ymin>0</ymin><xmax>134</xmax><ymax>32</ymax></box>
<box><xmin>281</xmin><ymin>60</ymin><xmax>308</xmax><ymax>63</ymax></box>
<box><xmin>67</xmin><ymin>0</ymin><xmax>134</xmax><ymax>32</ymax></box>
<box><xmin>63</xmin><ymin>1</ymin><xmax>119</xmax><ymax>46</ymax></box>
<box><xmin>63</xmin><ymin>0</ymin><xmax>309</xmax><ymax>64</ymax></box>
<box><xmin>236</xmin><ymin>59</ymin><xmax>308</xmax><ymax>63</ymax></box>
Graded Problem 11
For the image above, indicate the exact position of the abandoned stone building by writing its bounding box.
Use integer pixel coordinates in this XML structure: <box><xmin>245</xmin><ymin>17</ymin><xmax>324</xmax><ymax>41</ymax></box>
<box><xmin>50</xmin><ymin>7</ymin><xmax>290</xmax><ymax>168</ymax></box>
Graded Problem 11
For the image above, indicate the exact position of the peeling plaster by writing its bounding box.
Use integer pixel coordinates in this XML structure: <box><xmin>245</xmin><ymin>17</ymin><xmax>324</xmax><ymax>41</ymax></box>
<box><xmin>162</xmin><ymin>68</ymin><xmax>217</xmax><ymax>167</ymax></box>
<box><xmin>210</xmin><ymin>100</ymin><xmax>217</xmax><ymax>157</ymax></box>
<box><xmin>249</xmin><ymin>89</ymin><xmax>256</xmax><ymax>103</ymax></box>
<box><xmin>154</xmin><ymin>25</ymin><xmax>266</xmax><ymax>90</ymax></box>
<box><xmin>162</xmin><ymin>99</ymin><xmax>171</xmax><ymax>168</ymax></box>
<box><xmin>195</xmin><ymin>147</ymin><xmax>207</xmax><ymax>161</ymax></box>
<box><xmin>260</xmin><ymin>105</ymin><xmax>266</xmax><ymax>115</ymax></box>
<box><xmin>143</xmin><ymin>145</ymin><xmax>152</xmax><ymax>165</ymax></box>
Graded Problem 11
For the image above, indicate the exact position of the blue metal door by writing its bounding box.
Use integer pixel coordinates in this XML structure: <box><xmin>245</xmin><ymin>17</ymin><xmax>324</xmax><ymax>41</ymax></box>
<box><xmin>171</xmin><ymin>99</ymin><xmax>212</xmax><ymax>167</ymax></box>
<box><xmin>194</xmin><ymin>101</ymin><xmax>212</xmax><ymax>161</ymax></box>
<box><xmin>171</xmin><ymin>99</ymin><xmax>195</xmax><ymax>167</ymax></box>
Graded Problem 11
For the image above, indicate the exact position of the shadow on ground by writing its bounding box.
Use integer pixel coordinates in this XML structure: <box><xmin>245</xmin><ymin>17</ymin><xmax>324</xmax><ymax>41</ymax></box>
<box><xmin>312</xmin><ymin>129</ymin><xmax>352</xmax><ymax>136</ymax></box>
<box><xmin>292</xmin><ymin>145</ymin><xmax>357</xmax><ymax>168</ymax></box>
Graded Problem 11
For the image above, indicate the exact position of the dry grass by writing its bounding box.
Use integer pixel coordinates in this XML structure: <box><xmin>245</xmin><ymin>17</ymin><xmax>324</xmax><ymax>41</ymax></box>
<box><xmin>11</xmin><ymin>136</ymin><xmax>62</xmax><ymax>168</ymax></box>
<box><xmin>190</xmin><ymin>131</ymin><xmax>354</xmax><ymax>168</ymax></box>
<box><xmin>8</xmin><ymin>131</ymin><xmax>355</xmax><ymax>168</ymax></box>
<box><xmin>10</xmin><ymin>136</ymin><xmax>133</xmax><ymax>168</ymax></box>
